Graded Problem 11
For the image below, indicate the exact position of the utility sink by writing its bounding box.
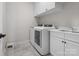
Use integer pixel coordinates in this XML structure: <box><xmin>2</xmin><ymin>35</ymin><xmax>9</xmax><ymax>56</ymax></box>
<box><xmin>55</xmin><ymin>26</ymin><xmax>79</xmax><ymax>33</ymax></box>
<box><xmin>57</xmin><ymin>26</ymin><xmax>73</xmax><ymax>32</ymax></box>
<box><xmin>60</xmin><ymin>29</ymin><xmax>79</xmax><ymax>33</ymax></box>
<box><xmin>59</xmin><ymin>30</ymin><xmax>72</xmax><ymax>32</ymax></box>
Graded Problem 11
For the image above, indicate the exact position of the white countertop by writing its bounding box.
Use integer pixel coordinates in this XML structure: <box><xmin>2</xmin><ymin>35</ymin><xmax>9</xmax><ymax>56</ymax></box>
<box><xmin>50</xmin><ymin>29</ymin><xmax>79</xmax><ymax>35</ymax></box>
<box><xmin>33</xmin><ymin>26</ymin><xmax>79</xmax><ymax>34</ymax></box>
<box><xmin>34</xmin><ymin>26</ymin><xmax>55</xmax><ymax>30</ymax></box>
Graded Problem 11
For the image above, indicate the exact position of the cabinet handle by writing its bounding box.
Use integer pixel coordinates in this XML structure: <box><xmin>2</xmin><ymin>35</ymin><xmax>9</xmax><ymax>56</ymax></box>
<box><xmin>62</xmin><ymin>41</ymin><xmax>64</xmax><ymax>43</ymax></box>
<box><xmin>62</xmin><ymin>41</ymin><xmax>66</xmax><ymax>44</ymax></box>
<box><xmin>64</xmin><ymin>41</ymin><xmax>66</xmax><ymax>44</ymax></box>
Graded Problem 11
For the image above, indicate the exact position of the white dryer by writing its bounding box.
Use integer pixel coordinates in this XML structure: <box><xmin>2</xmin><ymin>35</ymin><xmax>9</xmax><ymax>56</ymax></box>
<box><xmin>30</xmin><ymin>26</ymin><xmax>54</xmax><ymax>55</ymax></box>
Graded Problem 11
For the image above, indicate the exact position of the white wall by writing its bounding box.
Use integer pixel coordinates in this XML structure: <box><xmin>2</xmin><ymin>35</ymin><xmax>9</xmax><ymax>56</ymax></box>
<box><xmin>39</xmin><ymin>2</ymin><xmax>79</xmax><ymax>28</ymax></box>
<box><xmin>0</xmin><ymin>3</ymin><xmax>3</xmax><ymax>33</ymax></box>
<box><xmin>0</xmin><ymin>2</ymin><xmax>4</xmax><ymax>56</ymax></box>
<box><xmin>6</xmin><ymin>2</ymin><xmax>37</xmax><ymax>47</ymax></box>
<box><xmin>0</xmin><ymin>2</ymin><xmax>7</xmax><ymax>55</ymax></box>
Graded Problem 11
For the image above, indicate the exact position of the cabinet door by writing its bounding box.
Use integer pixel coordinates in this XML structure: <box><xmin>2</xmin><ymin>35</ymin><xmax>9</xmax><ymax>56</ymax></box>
<box><xmin>34</xmin><ymin>3</ymin><xmax>40</xmax><ymax>15</ymax></box>
<box><xmin>65</xmin><ymin>40</ymin><xmax>79</xmax><ymax>56</ymax></box>
<box><xmin>39</xmin><ymin>2</ymin><xmax>55</xmax><ymax>11</ymax></box>
<box><xmin>39</xmin><ymin>2</ymin><xmax>46</xmax><ymax>14</ymax></box>
<box><xmin>34</xmin><ymin>2</ymin><xmax>46</xmax><ymax>16</ymax></box>
<box><xmin>34</xmin><ymin>2</ymin><xmax>55</xmax><ymax>16</ymax></box>
<box><xmin>45</xmin><ymin>2</ymin><xmax>55</xmax><ymax>10</ymax></box>
<box><xmin>50</xmin><ymin>33</ymin><xmax>64</xmax><ymax>56</ymax></box>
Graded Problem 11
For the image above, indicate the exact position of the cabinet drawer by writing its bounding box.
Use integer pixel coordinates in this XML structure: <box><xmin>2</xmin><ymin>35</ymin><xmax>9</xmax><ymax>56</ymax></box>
<box><xmin>65</xmin><ymin>33</ymin><xmax>79</xmax><ymax>43</ymax></box>
<box><xmin>50</xmin><ymin>31</ymin><xmax>64</xmax><ymax>38</ymax></box>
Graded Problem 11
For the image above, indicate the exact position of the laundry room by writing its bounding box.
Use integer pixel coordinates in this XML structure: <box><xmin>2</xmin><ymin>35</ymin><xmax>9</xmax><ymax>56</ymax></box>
<box><xmin>0</xmin><ymin>1</ymin><xmax>79</xmax><ymax>56</ymax></box>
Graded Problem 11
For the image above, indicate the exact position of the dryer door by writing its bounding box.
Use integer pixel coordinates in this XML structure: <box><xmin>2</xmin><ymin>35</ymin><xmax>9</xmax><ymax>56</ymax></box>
<box><xmin>34</xmin><ymin>30</ymin><xmax>42</xmax><ymax>48</ymax></box>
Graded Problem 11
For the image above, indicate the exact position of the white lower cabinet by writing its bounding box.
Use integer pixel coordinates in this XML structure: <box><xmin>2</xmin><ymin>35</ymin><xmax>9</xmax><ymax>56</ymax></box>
<box><xmin>50</xmin><ymin>35</ymin><xmax>64</xmax><ymax>56</ymax></box>
<box><xmin>65</xmin><ymin>40</ymin><xmax>79</xmax><ymax>56</ymax></box>
<box><xmin>50</xmin><ymin>31</ymin><xmax>79</xmax><ymax>56</ymax></box>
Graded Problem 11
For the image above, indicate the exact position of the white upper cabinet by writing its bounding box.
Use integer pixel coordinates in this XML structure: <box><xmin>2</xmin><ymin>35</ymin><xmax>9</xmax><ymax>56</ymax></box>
<box><xmin>34</xmin><ymin>2</ymin><xmax>64</xmax><ymax>17</ymax></box>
